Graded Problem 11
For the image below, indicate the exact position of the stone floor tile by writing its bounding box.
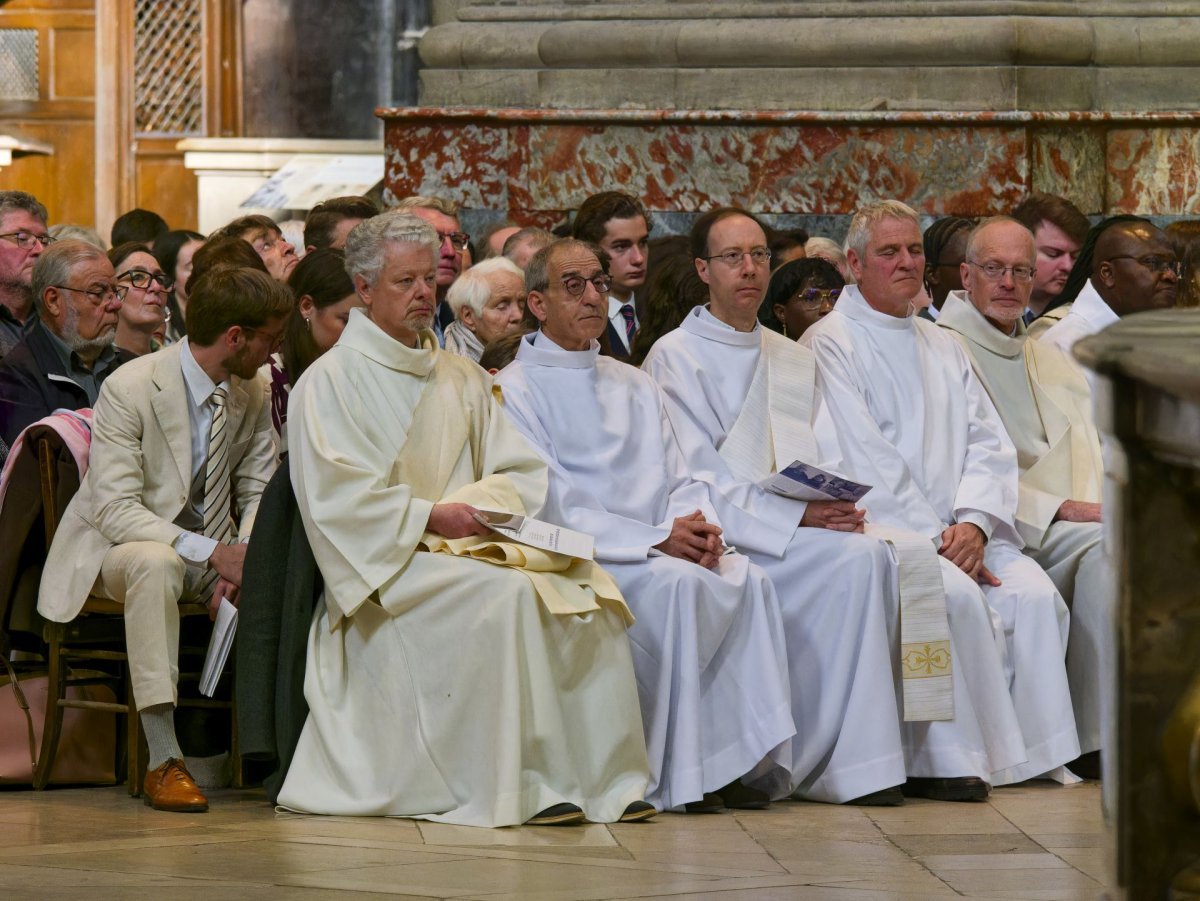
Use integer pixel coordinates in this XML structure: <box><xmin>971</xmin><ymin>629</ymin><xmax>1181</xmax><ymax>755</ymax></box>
<box><xmin>1052</xmin><ymin>847</ymin><xmax>1113</xmax><ymax>883</ymax></box>
<box><xmin>618</xmin><ymin>848</ymin><xmax>787</xmax><ymax>875</ymax></box>
<box><xmin>419</xmin><ymin>821</ymin><xmax>619</xmax><ymax>848</ymax></box>
<box><xmin>887</xmin><ymin>832</ymin><xmax>1045</xmax><ymax>857</ymax></box>
<box><xmin>920</xmin><ymin>852</ymin><xmax>1071</xmax><ymax>870</ymax></box>
<box><xmin>1030</xmin><ymin>832</ymin><xmax>1110</xmax><ymax>849</ymax></box>
<box><xmin>938</xmin><ymin>864</ymin><xmax>1103</xmax><ymax>895</ymax></box>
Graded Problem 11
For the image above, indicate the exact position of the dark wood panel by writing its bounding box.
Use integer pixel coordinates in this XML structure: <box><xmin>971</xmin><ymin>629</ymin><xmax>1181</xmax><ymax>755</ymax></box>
<box><xmin>134</xmin><ymin>150</ymin><xmax>198</xmax><ymax>231</ymax></box>
<box><xmin>0</xmin><ymin>118</ymin><xmax>95</xmax><ymax>226</ymax></box>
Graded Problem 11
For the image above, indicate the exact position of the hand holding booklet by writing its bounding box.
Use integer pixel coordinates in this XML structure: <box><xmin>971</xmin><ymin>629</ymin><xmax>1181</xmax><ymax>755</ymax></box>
<box><xmin>761</xmin><ymin>460</ymin><xmax>872</xmax><ymax>504</ymax></box>
<box><xmin>472</xmin><ymin>509</ymin><xmax>595</xmax><ymax>560</ymax></box>
<box><xmin>199</xmin><ymin>598</ymin><xmax>237</xmax><ymax>698</ymax></box>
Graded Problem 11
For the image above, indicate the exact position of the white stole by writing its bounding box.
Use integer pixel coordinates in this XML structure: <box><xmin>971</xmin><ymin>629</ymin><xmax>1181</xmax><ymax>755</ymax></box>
<box><xmin>720</xmin><ymin>329</ymin><xmax>953</xmax><ymax>721</ymax></box>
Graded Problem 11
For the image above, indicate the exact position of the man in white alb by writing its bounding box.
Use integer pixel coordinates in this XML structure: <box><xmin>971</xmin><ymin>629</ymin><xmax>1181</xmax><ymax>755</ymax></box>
<box><xmin>496</xmin><ymin>239</ymin><xmax>798</xmax><ymax>813</ymax></box>
<box><xmin>644</xmin><ymin>208</ymin><xmax>1036</xmax><ymax>801</ymax></box>
<box><xmin>278</xmin><ymin>213</ymin><xmax>653</xmax><ymax>827</ymax></box>
<box><xmin>937</xmin><ymin>216</ymin><xmax>1110</xmax><ymax>775</ymax></box>
<box><xmin>800</xmin><ymin>200</ymin><xmax>1081</xmax><ymax>786</ymax></box>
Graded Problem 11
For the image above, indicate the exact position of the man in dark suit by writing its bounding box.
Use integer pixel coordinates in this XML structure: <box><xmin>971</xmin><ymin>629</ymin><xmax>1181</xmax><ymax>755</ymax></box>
<box><xmin>571</xmin><ymin>192</ymin><xmax>651</xmax><ymax>361</ymax></box>
<box><xmin>0</xmin><ymin>240</ymin><xmax>132</xmax><ymax>461</ymax></box>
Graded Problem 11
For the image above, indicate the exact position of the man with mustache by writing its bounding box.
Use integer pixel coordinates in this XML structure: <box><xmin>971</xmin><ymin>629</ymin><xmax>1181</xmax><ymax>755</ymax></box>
<box><xmin>801</xmin><ymin>200</ymin><xmax>1080</xmax><ymax>788</ymax></box>
<box><xmin>1038</xmin><ymin>217</ymin><xmax>1180</xmax><ymax>359</ymax></box>
<box><xmin>937</xmin><ymin>217</ymin><xmax>1108</xmax><ymax>779</ymax></box>
<box><xmin>0</xmin><ymin>240</ymin><xmax>132</xmax><ymax>460</ymax></box>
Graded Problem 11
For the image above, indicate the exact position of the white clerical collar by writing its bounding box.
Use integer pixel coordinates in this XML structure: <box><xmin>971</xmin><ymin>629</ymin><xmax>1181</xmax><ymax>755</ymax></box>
<box><xmin>178</xmin><ymin>337</ymin><xmax>230</xmax><ymax>406</ymax></box>
<box><xmin>679</xmin><ymin>304</ymin><xmax>761</xmax><ymax>347</ymax></box>
<box><xmin>339</xmin><ymin>307</ymin><xmax>439</xmax><ymax>376</ymax></box>
<box><xmin>834</xmin><ymin>285</ymin><xmax>915</xmax><ymax>332</ymax></box>
<box><xmin>938</xmin><ymin>291</ymin><xmax>1027</xmax><ymax>359</ymax></box>
<box><xmin>516</xmin><ymin>329</ymin><xmax>600</xmax><ymax>369</ymax></box>
<box><xmin>1071</xmin><ymin>279</ymin><xmax>1120</xmax><ymax>331</ymax></box>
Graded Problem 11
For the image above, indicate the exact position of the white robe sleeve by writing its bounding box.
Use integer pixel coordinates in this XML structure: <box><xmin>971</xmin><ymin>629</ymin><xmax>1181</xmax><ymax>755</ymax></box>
<box><xmin>804</xmin><ymin>329</ymin><xmax>948</xmax><ymax>534</ymax></box>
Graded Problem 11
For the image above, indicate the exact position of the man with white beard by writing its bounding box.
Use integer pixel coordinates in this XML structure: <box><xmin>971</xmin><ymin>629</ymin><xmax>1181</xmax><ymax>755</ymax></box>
<box><xmin>497</xmin><ymin>238</ymin><xmax>908</xmax><ymax>809</ymax></box>
<box><xmin>936</xmin><ymin>216</ymin><xmax>1108</xmax><ymax>778</ymax></box>
<box><xmin>799</xmin><ymin>200</ymin><xmax>1080</xmax><ymax>786</ymax></box>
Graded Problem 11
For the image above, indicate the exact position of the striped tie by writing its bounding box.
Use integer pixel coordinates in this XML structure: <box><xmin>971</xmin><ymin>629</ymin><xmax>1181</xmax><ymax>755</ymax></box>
<box><xmin>196</xmin><ymin>386</ymin><xmax>233</xmax><ymax>601</ymax></box>
<box><xmin>619</xmin><ymin>303</ymin><xmax>637</xmax><ymax>347</ymax></box>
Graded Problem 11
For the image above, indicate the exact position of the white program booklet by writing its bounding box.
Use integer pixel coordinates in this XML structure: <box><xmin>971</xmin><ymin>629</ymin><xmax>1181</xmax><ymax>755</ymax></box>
<box><xmin>761</xmin><ymin>460</ymin><xmax>873</xmax><ymax>504</ymax></box>
<box><xmin>199</xmin><ymin>598</ymin><xmax>238</xmax><ymax>698</ymax></box>
<box><xmin>473</xmin><ymin>509</ymin><xmax>595</xmax><ymax>560</ymax></box>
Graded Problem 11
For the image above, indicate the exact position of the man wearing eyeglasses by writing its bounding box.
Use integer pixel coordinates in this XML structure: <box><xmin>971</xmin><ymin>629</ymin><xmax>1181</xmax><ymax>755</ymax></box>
<box><xmin>394</xmin><ymin>195</ymin><xmax>469</xmax><ymax>346</ymax></box>
<box><xmin>208</xmin><ymin>214</ymin><xmax>299</xmax><ymax>283</ymax></box>
<box><xmin>0</xmin><ymin>190</ymin><xmax>54</xmax><ymax>361</ymax></box>
<box><xmin>1039</xmin><ymin>218</ymin><xmax>1180</xmax><ymax>359</ymax></box>
<box><xmin>936</xmin><ymin>216</ymin><xmax>1108</xmax><ymax>780</ymax></box>
<box><xmin>0</xmin><ymin>240</ymin><xmax>133</xmax><ymax>459</ymax></box>
<box><xmin>800</xmin><ymin>200</ymin><xmax>1081</xmax><ymax>791</ymax></box>
<box><xmin>496</xmin><ymin>237</ymin><xmax>795</xmax><ymax>814</ymax></box>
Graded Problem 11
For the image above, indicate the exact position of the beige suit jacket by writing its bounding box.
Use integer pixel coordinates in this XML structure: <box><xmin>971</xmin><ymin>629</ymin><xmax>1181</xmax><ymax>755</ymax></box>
<box><xmin>38</xmin><ymin>342</ymin><xmax>276</xmax><ymax>622</ymax></box>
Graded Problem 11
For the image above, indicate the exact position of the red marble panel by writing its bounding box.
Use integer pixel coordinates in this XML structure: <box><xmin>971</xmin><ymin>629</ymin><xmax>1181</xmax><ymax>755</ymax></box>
<box><xmin>1107</xmin><ymin>129</ymin><xmax>1200</xmax><ymax>215</ymax></box>
<box><xmin>382</xmin><ymin>120</ymin><xmax>514</xmax><ymax>208</ymax></box>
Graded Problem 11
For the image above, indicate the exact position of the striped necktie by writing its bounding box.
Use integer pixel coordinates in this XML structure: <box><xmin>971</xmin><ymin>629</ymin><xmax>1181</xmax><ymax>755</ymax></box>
<box><xmin>196</xmin><ymin>386</ymin><xmax>233</xmax><ymax>600</ymax></box>
<box><xmin>619</xmin><ymin>303</ymin><xmax>637</xmax><ymax>347</ymax></box>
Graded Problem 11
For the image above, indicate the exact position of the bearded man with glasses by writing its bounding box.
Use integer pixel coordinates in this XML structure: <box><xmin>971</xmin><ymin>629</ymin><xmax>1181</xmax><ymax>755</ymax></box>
<box><xmin>0</xmin><ymin>240</ymin><xmax>134</xmax><ymax>460</ymax></box>
<box><xmin>936</xmin><ymin>216</ymin><xmax>1109</xmax><ymax>781</ymax></box>
<box><xmin>0</xmin><ymin>190</ymin><xmax>55</xmax><ymax>361</ymax></box>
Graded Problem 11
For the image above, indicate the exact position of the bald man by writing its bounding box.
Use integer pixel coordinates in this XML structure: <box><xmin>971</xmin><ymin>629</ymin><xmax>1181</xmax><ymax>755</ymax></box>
<box><xmin>1039</xmin><ymin>220</ymin><xmax>1180</xmax><ymax>358</ymax></box>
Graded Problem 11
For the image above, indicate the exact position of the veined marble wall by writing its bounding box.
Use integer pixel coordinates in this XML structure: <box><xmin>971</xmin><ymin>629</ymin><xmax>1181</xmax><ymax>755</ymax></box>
<box><xmin>379</xmin><ymin>108</ymin><xmax>1200</xmax><ymax>235</ymax></box>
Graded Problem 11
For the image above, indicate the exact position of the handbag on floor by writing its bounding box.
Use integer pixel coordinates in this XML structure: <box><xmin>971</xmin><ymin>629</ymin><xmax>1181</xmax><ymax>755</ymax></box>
<box><xmin>0</xmin><ymin>657</ymin><xmax>118</xmax><ymax>785</ymax></box>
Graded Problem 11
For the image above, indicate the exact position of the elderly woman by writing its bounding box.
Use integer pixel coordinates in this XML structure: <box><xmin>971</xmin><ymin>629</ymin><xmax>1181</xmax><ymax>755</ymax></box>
<box><xmin>110</xmin><ymin>242</ymin><xmax>172</xmax><ymax>356</ymax></box>
<box><xmin>442</xmin><ymin>257</ymin><xmax>527</xmax><ymax>362</ymax></box>
<box><xmin>153</xmin><ymin>229</ymin><xmax>205</xmax><ymax>341</ymax></box>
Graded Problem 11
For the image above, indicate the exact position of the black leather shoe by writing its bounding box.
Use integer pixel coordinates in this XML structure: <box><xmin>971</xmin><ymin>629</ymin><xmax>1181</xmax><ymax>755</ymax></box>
<box><xmin>717</xmin><ymin>779</ymin><xmax>771</xmax><ymax>810</ymax></box>
<box><xmin>1068</xmin><ymin>751</ymin><xmax>1102</xmax><ymax>781</ymax></box>
<box><xmin>902</xmin><ymin>777</ymin><xmax>989</xmax><ymax>802</ymax></box>
<box><xmin>618</xmin><ymin>800</ymin><xmax>657</xmax><ymax>822</ymax></box>
<box><xmin>847</xmin><ymin>786</ymin><xmax>905</xmax><ymax>806</ymax></box>
<box><xmin>684</xmin><ymin>792</ymin><xmax>725</xmax><ymax>813</ymax></box>
<box><xmin>526</xmin><ymin>803</ymin><xmax>585</xmax><ymax>825</ymax></box>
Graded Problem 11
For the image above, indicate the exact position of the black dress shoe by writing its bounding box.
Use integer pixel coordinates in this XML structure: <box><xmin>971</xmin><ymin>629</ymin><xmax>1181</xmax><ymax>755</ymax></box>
<box><xmin>526</xmin><ymin>803</ymin><xmax>585</xmax><ymax>826</ymax></box>
<box><xmin>717</xmin><ymin>779</ymin><xmax>771</xmax><ymax>810</ymax></box>
<box><xmin>847</xmin><ymin>786</ymin><xmax>905</xmax><ymax>806</ymax></box>
<box><xmin>902</xmin><ymin>777</ymin><xmax>989</xmax><ymax>802</ymax></box>
<box><xmin>1067</xmin><ymin>751</ymin><xmax>1102</xmax><ymax>781</ymax></box>
<box><xmin>618</xmin><ymin>800</ymin><xmax>657</xmax><ymax>822</ymax></box>
<box><xmin>684</xmin><ymin>792</ymin><xmax>725</xmax><ymax>813</ymax></box>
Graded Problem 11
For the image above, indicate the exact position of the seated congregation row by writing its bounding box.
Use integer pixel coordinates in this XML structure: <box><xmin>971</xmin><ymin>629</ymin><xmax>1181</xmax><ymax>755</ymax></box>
<box><xmin>0</xmin><ymin>185</ymin><xmax>1191</xmax><ymax>826</ymax></box>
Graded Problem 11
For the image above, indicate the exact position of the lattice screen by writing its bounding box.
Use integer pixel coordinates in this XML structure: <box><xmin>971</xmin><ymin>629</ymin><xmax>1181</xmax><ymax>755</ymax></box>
<box><xmin>0</xmin><ymin>30</ymin><xmax>39</xmax><ymax>102</ymax></box>
<box><xmin>134</xmin><ymin>0</ymin><xmax>203</xmax><ymax>135</ymax></box>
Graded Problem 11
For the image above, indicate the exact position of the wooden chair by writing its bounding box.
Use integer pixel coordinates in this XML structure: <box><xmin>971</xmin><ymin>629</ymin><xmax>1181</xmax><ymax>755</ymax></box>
<box><xmin>32</xmin><ymin>435</ymin><xmax>239</xmax><ymax>794</ymax></box>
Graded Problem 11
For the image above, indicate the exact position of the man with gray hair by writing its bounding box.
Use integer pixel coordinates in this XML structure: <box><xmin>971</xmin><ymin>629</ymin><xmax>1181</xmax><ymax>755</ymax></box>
<box><xmin>277</xmin><ymin>211</ymin><xmax>655</xmax><ymax>826</ymax></box>
<box><xmin>393</xmin><ymin>195</ymin><xmax>468</xmax><ymax>343</ymax></box>
<box><xmin>442</xmin><ymin>256</ymin><xmax>527</xmax><ymax>362</ymax></box>
<box><xmin>0</xmin><ymin>239</ymin><xmax>130</xmax><ymax>457</ymax></box>
<box><xmin>801</xmin><ymin>200</ymin><xmax>1082</xmax><ymax>787</ymax></box>
<box><xmin>936</xmin><ymin>216</ymin><xmax>1108</xmax><ymax>778</ymax></box>
<box><xmin>0</xmin><ymin>190</ymin><xmax>53</xmax><ymax>360</ymax></box>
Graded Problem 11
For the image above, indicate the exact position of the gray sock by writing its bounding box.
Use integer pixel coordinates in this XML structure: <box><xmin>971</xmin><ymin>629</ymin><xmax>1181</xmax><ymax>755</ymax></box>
<box><xmin>140</xmin><ymin>704</ymin><xmax>183</xmax><ymax>770</ymax></box>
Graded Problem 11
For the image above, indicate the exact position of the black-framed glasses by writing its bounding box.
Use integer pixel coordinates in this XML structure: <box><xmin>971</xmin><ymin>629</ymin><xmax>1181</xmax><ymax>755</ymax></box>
<box><xmin>51</xmin><ymin>284</ymin><xmax>128</xmax><ymax>304</ymax></box>
<box><xmin>437</xmin><ymin>231</ymin><xmax>470</xmax><ymax>252</ymax></box>
<box><xmin>704</xmin><ymin>248</ymin><xmax>772</xmax><ymax>268</ymax></box>
<box><xmin>1106</xmin><ymin>254</ymin><xmax>1182</xmax><ymax>277</ymax></box>
<box><xmin>966</xmin><ymin>260</ymin><xmax>1035</xmax><ymax>282</ymax></box>
<box><xmin>792</xmin><ymin>287</ymin><xmax>840</xmax><ymax>309</ymax></box>
<box><xmin>560</xmin><ymin>273</ymin><xmax>611</xmax><ymax>297</ymax></box>
<box><xmin>118</xmin><ymin>268</ymin><xmax>175</xmax><ymax>292</ymax></box>
<box><xmin>0</xmin><ymin>230</ymin><xmax>55</xmax><ymax>249</ymax></box>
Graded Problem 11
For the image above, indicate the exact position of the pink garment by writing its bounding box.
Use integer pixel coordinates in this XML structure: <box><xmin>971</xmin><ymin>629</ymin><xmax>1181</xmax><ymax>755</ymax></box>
<box><xmin>0</xmin><ymin>409</ymin><xmax>93</xmax><ymax>512</ymax></box>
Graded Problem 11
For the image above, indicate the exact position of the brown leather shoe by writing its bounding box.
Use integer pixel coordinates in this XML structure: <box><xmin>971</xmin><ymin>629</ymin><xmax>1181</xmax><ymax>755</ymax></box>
<box><xmin>143</xmin><ymin>758</ymin><xmax>209</xmax><ymax>812</ymax></box>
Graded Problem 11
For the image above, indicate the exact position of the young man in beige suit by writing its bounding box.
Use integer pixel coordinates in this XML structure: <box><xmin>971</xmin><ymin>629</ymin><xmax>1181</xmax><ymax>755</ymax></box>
<box><xmin>39</xmin><ymin>267</ymin><xmax>289</xmax><ymax>812</ymax></box>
